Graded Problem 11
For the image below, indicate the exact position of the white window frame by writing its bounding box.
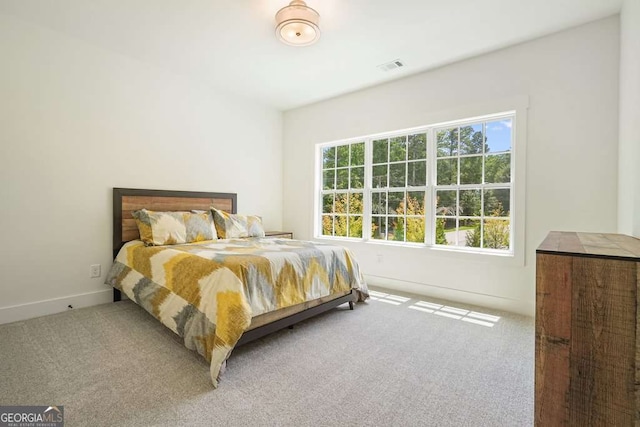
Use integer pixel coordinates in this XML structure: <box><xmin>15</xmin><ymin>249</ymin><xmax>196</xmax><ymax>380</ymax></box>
<box><xmin>318</xmin><ymin>141</ymin><xmax>366</xmax><ymax>239</ymax></box>
<box><xmin>431</xmin><ymin>115</ymin><xmax>514</xmax><ymax>253</ymax></box>
<box><xmin>313</xmin><ymin>103</ymin><xmax>527</xmax><ymax>263</ymax></box>
<box><xmin>369</xmin><ymin>130</ymin><xmax>429</xmax><ymax>244</ymax></box>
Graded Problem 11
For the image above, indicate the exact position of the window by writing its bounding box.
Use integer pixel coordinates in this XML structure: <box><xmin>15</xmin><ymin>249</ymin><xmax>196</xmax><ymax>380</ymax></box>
<box><xmin>371</xmin><ymin>133</ymin><xmax>427</xmax><ymax>243</ymax></box>
<box><xmin>317</xmin><ymin>112</ymin><xmax>516</xmax><ymax>254</ymax></box>
<box><xmin>321</xmin><ymin>141</ymin><xmax>365</xmax><ymax>238</ymax></box>
<box><xmin>435</xmin><ymin>119</ymin><xmax>512</xmax><ymax>250</ymax></box>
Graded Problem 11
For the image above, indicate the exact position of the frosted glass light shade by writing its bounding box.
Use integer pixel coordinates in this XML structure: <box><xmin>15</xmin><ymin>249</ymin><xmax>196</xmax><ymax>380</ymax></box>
<box><xmin>275</xmin><ymin>0</ymin><xmax>320</xmax><ymax>47</ymax></box>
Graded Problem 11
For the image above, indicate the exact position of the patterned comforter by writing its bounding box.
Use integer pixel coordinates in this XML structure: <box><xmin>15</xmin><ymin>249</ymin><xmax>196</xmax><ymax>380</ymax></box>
<box><xmin>105</xmin><ymin>238</ymin><xmax>369</xmax><ymax>387</ymax></box>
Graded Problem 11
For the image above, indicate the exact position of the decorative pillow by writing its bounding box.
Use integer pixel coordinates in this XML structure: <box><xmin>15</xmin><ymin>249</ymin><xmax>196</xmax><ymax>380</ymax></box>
<box><xmin>132</xmin><ymin>209</ymin><xmax>217</xmax><ymax>246</ymax></box>
<box><xmin>211</xmin><ymin>208</ymin><xmax>265</xmax><ymax>239</ymax></box>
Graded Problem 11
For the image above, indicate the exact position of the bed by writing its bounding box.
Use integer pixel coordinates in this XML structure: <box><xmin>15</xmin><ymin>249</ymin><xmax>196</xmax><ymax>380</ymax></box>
<box><xmin>105</xmin><ymin>188</ymin><xmax>369</xmax><ymax>387</ymax></box>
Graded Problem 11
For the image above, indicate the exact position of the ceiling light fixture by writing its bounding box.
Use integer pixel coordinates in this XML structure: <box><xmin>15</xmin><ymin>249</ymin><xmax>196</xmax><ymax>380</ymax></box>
<box><xmin>275</xmin><ymin>0</ymin><xmax>320</xmax><ymax>47</ymax></box>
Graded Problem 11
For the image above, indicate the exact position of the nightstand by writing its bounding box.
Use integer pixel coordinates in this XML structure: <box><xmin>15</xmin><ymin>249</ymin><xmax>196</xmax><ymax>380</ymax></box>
<box><xmin>264</xmin><ymin>231</ymin><xmax>293</xmax><ymax>239</ymax></box>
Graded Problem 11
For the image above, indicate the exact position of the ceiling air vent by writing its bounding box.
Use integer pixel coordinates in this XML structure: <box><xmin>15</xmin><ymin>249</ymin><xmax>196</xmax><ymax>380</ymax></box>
<box><xmin>377</xmin><ymin>59</ymin><xmax>405</xmax><ymax>72</ymax></box>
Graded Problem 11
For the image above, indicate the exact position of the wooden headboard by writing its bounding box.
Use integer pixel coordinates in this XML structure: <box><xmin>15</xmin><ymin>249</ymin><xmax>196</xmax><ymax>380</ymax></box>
<box><xmin>113</xmin><ymin>188</ymin><xmax>237</xmax><ymax>258</ymax></box>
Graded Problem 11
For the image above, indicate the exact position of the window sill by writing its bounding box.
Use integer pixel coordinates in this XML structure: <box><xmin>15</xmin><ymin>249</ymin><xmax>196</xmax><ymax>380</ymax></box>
<box><xmin>314</xmin><ymin>235</ymin><xmax>523</xmax><ymax>266</ymax></box>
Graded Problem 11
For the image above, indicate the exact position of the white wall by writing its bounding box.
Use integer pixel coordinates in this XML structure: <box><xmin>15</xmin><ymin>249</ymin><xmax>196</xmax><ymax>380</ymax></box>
<box><xmin>0</xmin><ymin>14</ymin><xmax>282</xmax><ymax>322</ymax></box>
<box><xmin>283</xmin><ymin>17</ymin><xmax>620</xmax><ymax>316</ymax></box>
<box><xmin>618</xmin><ymin>0</ymin><xmax>640</xmax><ymax>237</ymax></box>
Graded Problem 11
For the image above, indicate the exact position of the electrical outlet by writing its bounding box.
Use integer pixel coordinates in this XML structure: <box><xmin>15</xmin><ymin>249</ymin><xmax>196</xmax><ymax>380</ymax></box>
<box><xmin>376</xmin><ymin>253</ymin><xmax>383</xmax><ymax>263</ymax></box>
<box><xmin>90</xmin><ymin>264</ymin><xmax>101</xmax><ymax>278</ymax></box>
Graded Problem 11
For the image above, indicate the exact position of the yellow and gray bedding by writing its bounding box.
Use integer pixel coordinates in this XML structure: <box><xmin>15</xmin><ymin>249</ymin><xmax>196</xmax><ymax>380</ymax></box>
<box><xmin>105</xmin><ymin>237</ymin><xmax>369</xmax><ymax>387</ymax></box>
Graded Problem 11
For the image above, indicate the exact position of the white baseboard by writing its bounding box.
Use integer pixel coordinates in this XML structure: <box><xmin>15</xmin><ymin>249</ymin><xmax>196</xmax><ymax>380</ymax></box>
<box><xmin>0</xmin><ymin>278</ymin><xmax>533</xmax><ymax>324</ymax></box>
<box><xmin>0</xmin><ymin>289</ymin><xmax>114</xmax><ymax>325</ymax></box>
<box><xmin>365</xmin><ymin>274</ymin><xmax>534</xmax><ymax>316</ymax></box>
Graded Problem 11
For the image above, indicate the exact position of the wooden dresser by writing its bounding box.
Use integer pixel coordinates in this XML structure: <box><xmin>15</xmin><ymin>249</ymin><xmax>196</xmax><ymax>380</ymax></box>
<box><xmin>535</xmin><ymin>231</ymin><xmax>640</xmax><ymax>426</ymax></box>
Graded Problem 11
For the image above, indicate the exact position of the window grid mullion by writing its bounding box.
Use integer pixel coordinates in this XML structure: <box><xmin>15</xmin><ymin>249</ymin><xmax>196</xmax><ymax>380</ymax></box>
<box><xmin>480</xmin><ymin>187</ymin><xmax>485</xmax><ymax>248</ymax></box>
<box><xmin>346</xmin><ymin>145</ymin><xmax>352</xmax><ymax>239</ymax></box>
<box><xmin>433</xmin><ymin>183</ymin><xmax>510</xmax><ymax>191</ymax></box>
<box><xmin>481</xmin><ymin>125</ymin><xmax>486</xmax><ymax>248</ymax></box>
<box><xmin>427</xmin><ymin>127</ymin><xmax>436</xmax><ymax>245</ymax></box>
<box><xmin>364</xmin><ymin>138</ymin><xmax>372</xmax><ymax>242</ymax></box>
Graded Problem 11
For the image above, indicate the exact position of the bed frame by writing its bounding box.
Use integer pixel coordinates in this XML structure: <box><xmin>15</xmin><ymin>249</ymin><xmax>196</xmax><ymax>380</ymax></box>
<box><xmin>112</xmin><ymin>187</ymin><xmax>356</xmax><ymax>347</ymax></box>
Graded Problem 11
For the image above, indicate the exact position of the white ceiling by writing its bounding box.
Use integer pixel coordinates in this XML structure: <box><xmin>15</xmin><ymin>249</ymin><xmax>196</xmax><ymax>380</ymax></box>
<box><xmin>0</xmin><ymin>0</ymin><xmax>622</xmax><ymax>110</ymax></box>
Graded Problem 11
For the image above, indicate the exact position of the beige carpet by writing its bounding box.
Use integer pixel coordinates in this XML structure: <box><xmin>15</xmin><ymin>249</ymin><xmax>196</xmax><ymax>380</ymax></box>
<box><xmin>0</xmin><ymin>287</ymin><xmax>534</xmax><ymax>426</ymax></box>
